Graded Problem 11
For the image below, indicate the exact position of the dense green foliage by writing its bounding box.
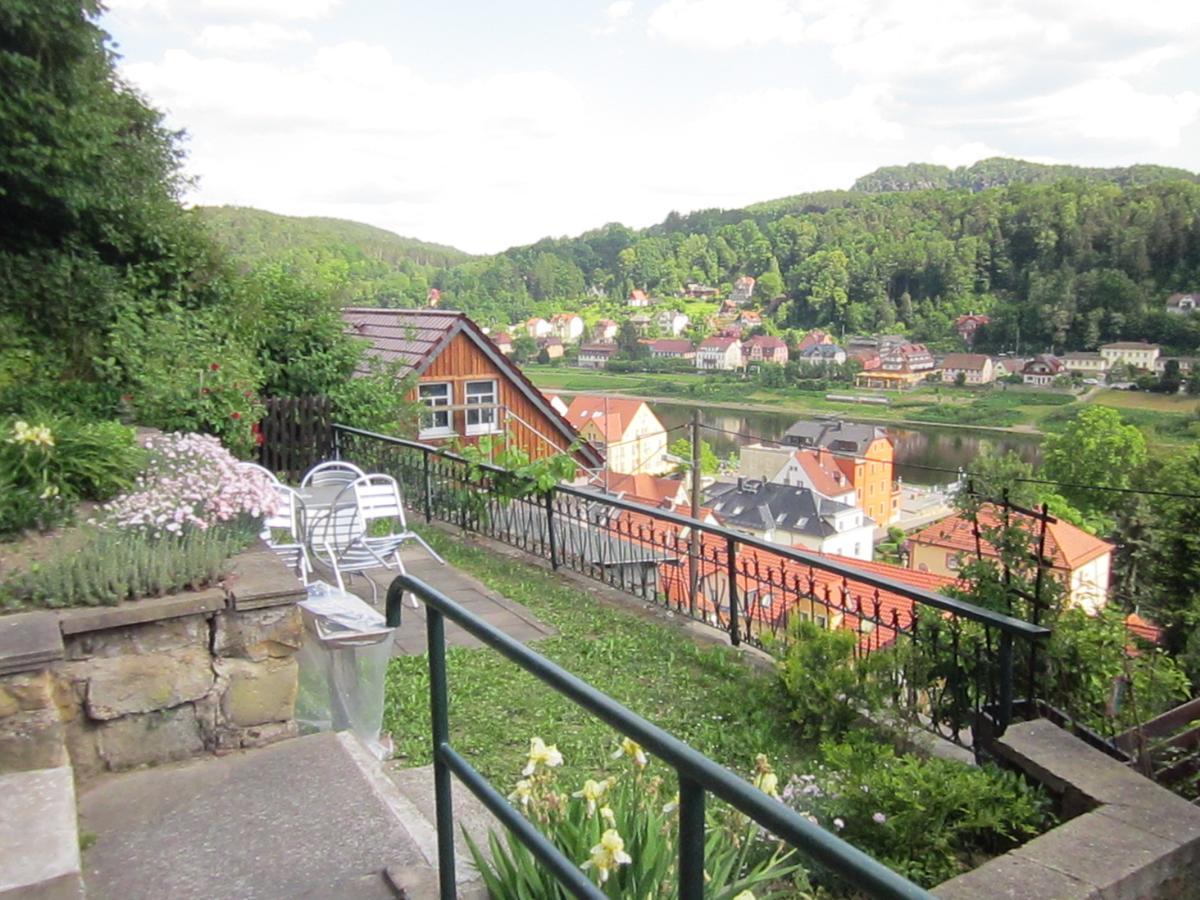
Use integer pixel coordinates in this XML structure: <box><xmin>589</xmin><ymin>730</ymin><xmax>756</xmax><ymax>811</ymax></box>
<box><xmin>0</xmin><ymin>1</ymin><xmax>416</xmax><ymax>453</ymax></box>
<box><xmin>196</xmin><ymin>206</ymin><xmax>471</xmax><ymax>305</ymax></box>
<box><xmin>0</xmin><ymin>415</ymin><xmax>144</xmax><ymax>537</ymax></box>
<box><xmin>851</xmin><ymin>158</ymin><xmax>1200</xmax><ymax>193</ymax></box>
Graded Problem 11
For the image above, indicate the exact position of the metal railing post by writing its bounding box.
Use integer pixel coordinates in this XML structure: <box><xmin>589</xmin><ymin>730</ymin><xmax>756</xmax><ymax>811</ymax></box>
<box><xmin>998</xmin><ymin>631</ymin><xmax>1014</xmax><ymax>736</ymax></box>
<box><xmin>726</xmin><ymin>535</ymin><xmax>740</xmax><ymax>646</ymax></box>
<box><xmin>678</xmin><ymin>775</ymin><xmax>706</xmax><ymax>899</ymax></box>
<box><xmin>423</xmin><ymin>451</ymin><xmax>433</xmax><ymax>524</ymax></box>
<box><xmin>545</xmin><ymin>489</ymin><xmax>559</xmax><ymax>570</ymax></box>
<box><xmin>426</xmin><ymin>606</ymin><xmax>457</xmax><ymax>899</ymax></box>
<box><xmin>332</xmin><ymin>425</ymin><xmax>341</xmax><ymax>461</ymax></box>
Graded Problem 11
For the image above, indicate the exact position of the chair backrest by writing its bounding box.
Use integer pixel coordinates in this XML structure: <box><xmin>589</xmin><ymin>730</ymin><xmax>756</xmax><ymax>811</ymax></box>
<box><xmin>237</xmin><ymin>461</ymin><xmax>280</xmax><ymax>483</ymax></box>
<box><xmin>307</xmin><ymin>486</ymin><xmax>366</xmax><ymax>554</ymax></box>
<box><xmin>301</xmin><ymin>460</ymin><xmax>366</xmax><ymax>488</ymax></box>
<box><xmin>351</xmin><ymin>474</ymin><xmax>408</xmax><ymax>530</ymax></box>
<box><xmin>264</xmin><ymin>484</ymin><xmax>304</xmax><ymax>538</ymax></box>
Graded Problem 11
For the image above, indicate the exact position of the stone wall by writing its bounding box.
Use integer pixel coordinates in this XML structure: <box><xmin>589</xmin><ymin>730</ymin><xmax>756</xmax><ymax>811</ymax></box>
<box><xmin>0</xmin><ymin>545</ymin><xmax>306</xmax><ymax>782</ymax></box>
<box><xmin>935</xmin><ymin>719</ymin><xmax>1200</xmax><ymax>899</ymax></box>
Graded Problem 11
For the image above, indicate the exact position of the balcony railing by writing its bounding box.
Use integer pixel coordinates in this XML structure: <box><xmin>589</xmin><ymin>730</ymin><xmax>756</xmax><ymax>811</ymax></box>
<box><xmin>333</xmin><ymin>424</ymin><xmax>1051</xmax><ymax>748</ymax></box>
<box><xmin>385</xmin><ymin>572</ymin><xmax>933</xmax><ymax>899</ymax></box>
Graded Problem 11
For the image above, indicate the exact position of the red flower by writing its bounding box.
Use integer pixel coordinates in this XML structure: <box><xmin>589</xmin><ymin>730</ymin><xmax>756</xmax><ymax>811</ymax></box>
<box><xmin>252</xmin><ymin>423</ymin><xmax>265</xmax><ymax>446</ymax></box>
<box><xmin>230</xmin><ymin>411</ymin><xmax>242</xmax><ymax>420</ymax></box>
<box><xmin>210</xmin><ymin>363</ymin><xmax>220</xmax><ymax>371</ymax></box>
<box><xmin>120</xmin><ymin>394</ymin><xmax>133</xmax><ymax>402</ymax></box>
<box><xmin>243</xmin><ymin>390</ymin><xmax>253</xmax><ymax>398</ymax></box>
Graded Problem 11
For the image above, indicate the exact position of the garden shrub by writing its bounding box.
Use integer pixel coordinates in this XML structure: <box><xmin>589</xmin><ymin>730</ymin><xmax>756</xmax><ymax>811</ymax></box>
<box><xmin>467</xmin><ymin>737</ymin><xmax>804</xmax><ymax>898</ymax></box>
<box><xmin>782</xmin><ymin>733</ymin><xmax>1052</xmax><ymax>888</ymax></box>
<box><xmin>776</xmin><ymin>619</ymin><xmax>892</xmax><ymax>742</ymax></box>
<box><xmin>0</xmin><ymin>416</ymin><xmax>144</xmax><ymax>538</ymax></box>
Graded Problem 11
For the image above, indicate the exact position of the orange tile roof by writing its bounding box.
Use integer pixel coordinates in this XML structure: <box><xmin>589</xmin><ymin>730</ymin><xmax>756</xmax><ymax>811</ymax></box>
<box><xmin>793</xmin><ymin>449</ymin><xmax>854</xmax><ymax>498</ymax></box>
<box><xmin>599</xmin><ymin>472</ymin><xmax>687</xmax><ymax>506</ymax></box>
<box><xmin>909</xmin><ymin>507</ymin><xmax>1113</xmax><ymax>571</ymax></box>
<box><xmin>564</xmin><ymin>395</ymin><xmax>648</xmax><ymax>444</ymax></box>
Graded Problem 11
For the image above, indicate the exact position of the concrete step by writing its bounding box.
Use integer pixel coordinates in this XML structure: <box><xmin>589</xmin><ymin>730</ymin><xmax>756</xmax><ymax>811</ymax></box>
<box><xmin>78</xmin><ymin>732</ymin><xmax>433</xmax><ymax>900</ymax></box>
<box><xmin>0</xmin><ymin>766</ymin><xmax>84</xmax><ymax>899</ymax></box>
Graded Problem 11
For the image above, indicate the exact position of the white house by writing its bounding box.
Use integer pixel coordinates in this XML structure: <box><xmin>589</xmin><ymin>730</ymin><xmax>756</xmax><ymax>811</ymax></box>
<box><xmin>1167</xmin><ymin>293</ymin><xmax>1198</xmax><ymax>315</ymax></box>
<box><xmin>525</xmin><ymin>317</ymin><xmax>552</xmax><ymax>339</ymax></box>
<box><xmin>656</xmin><ymin>310</ymin><xmax>690</xmax><ymax>336</ymax></box>
<box><xmin>628</xmin><ymin>289</ymin><xmax>652</xmax><ymax>308</ymax></box>
<box><xmin>940</xmin><ymin>353</ymin><xmax>995</xmax><ymax>385</ymax></box>
<box><xmin>549</xmin><ymin>313</ymin><xmax>584</xmax><ymax>343</ymax></box>
<box><xmin>738</xmin><ymin>445</ymin><xmax>857</xmax><ymax>506</ymax></box>
<box><xmin>696</xmin><ymin>336</ymin><xmax>743</xmax><ymax>371</ymax></box>
<box><xmin>1100</xmin><ymin>342</ymin><xmax>1160</xmax><ymax>371</ymax></box>
<box><xmin>1061</xmin><ymin>352</ymin><xmax>1109</xmax><ymax>376</ymax></box>
<box><xmin>594</xmin><ymin>319</ymin><xmax>619</xmax><ymax>342</ymax></box>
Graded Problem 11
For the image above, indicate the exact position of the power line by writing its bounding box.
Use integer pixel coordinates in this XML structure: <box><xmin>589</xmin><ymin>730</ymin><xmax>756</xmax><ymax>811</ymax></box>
<box><xmin>697</xmin><ymin>423</ymin><xmax>1200</xmax><ymax>503</ymax></box>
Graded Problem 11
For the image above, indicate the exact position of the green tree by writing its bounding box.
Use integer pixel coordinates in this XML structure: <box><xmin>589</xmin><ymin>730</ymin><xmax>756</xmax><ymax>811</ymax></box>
<box><xmin>1041</xmin><ymin>407</ymin><xmax>1147</xmax><ymax>516</ymax></box>
<box><xmin>667</xmin><ymin>437</ymin><xmax>718</xmax><ymax>475</ymax></box>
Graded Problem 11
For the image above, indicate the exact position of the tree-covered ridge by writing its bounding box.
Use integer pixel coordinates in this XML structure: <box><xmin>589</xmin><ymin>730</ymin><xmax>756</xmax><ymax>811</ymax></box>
<box><xmin>429</xmin><ymin>177</ymin><xmax>1200</xmax><ymax>356</ymax></box>
<box><xmin>196</xmin><ymin>206</ymin><xmax>472</xmax><ymax>269</ymax></box>
<box><xmin>852</xmin><ymin>158</ymin><xmax>1199</xmax><ymax>193</ymax></box>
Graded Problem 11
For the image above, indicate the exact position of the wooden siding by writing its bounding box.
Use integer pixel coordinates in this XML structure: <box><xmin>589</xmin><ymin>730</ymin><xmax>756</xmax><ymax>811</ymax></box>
<box><xmin>412</xmin><ymin>332</ymin><xmax>577</xmax><ymax>462</ymax></box>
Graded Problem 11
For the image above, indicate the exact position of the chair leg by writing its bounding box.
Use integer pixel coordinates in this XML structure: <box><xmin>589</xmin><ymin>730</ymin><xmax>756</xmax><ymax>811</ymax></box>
<box><xmin>393</xmin><ymin>555</ymin><xmax>419</xmax><ymax>609</ymax></box>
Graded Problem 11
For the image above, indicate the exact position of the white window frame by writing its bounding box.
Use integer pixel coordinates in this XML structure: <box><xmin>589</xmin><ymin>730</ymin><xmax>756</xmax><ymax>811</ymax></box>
<box><xmin>465</xmin><ymin>379</ymin><xmax>500</xmax><ymax>436</ymax></box>
<box><xmin>419</xmin><ymin>382</ymin><xmax>453</xmax><ymax>438</ymax></box>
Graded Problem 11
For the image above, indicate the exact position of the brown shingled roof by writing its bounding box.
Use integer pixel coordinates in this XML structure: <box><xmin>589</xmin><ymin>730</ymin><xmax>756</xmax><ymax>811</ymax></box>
<box><xmin>909</xmin><ymin>507</ymin><xmax>1113</xmax><ymax>571</ymax></box>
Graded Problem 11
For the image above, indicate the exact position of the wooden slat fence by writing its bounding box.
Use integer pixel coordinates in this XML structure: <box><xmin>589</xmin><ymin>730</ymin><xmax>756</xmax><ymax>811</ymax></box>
<box><xmin>258</xmin><ymin>395</ymin><xmax>333</xmax><ymax>482</ymax></box>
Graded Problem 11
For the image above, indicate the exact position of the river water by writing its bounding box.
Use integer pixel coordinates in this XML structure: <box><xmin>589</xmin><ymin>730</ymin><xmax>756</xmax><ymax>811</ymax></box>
<box><xmin>649</xmin><ymin>401</ymin><xmax>1043</xmax><ymax>486</ymax></box>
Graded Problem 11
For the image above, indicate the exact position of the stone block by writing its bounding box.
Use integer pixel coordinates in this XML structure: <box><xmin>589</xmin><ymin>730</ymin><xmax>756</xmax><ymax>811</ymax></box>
<box><xmin>213</xmin><ymin>606</ymin><xmax>303</xmax><ymax>661</ymax></box>
<box><xmin>0</xmin><ymin>766</ymin><xmax>84</xmax><ymax>900</ymax></box>
<box><xmin>0</xmin><ymin>670</ymin><xmax>54</xmax><ymax>719</ymax></box>
<box><xmin>934</xmin><ymin>850</ymin><xmax>1096</xmax><ymax>898</ymax></box>
<box><xmin>78</xmin><ymin>647</ymin><xmax>214</xmax><ymax>720</ymax></box>
<box><xmin>63</xmin><ymin>613</ymin><xmax>208</xmax><ymax>661</ymax></box>
<box><xmin>217</xmin><ymin>657</ymin><xmax>298</xmax><ymax>727</ymax></box>
<box><xmin>0</xmin><ymin>708</ymin><xmax>69</xmax><ymax>774</ymax></box>
<box><xmin>0</xmin><ymin>612</ymin><xmax>63</xmax><ymax>677</ymax></box>
<box><xmin>95</xmin><ymin>705</ymin><xmax>204</xmax><ymax>770</ymax></box>
<box><xmin>57</xmin><ymin>589</ymin><xmax>225</xmax><ymax>637</ymax></box>
<box><xmin>61</xmin><ymin>716</ymin><xmax>104</xmax><ymax>782</ymax></box>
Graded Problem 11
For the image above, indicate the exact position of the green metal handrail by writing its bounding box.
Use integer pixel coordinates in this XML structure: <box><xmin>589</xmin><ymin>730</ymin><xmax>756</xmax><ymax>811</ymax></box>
<box><xmin>386</xmin><ymin>573</ymin><xmax>933</xmax><ymax>900</ymax></box>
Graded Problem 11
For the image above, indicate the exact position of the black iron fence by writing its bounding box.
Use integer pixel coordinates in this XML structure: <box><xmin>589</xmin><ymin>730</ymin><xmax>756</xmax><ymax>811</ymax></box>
<box><xmin>333</xmin><ymin>424</ymin><xmax>1051</xmax><ymax>748</ymax></box>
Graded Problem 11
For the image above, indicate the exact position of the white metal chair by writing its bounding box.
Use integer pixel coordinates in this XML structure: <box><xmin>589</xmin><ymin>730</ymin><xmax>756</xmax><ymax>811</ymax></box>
<box><xmin>307</xmin><ymin>474</ymin><xmax>445</xmax><ymax>605</ymax></box>
<box><xmin>261</xmin><ymin>484</ymin><xmax>312</xmax><ymax>585</ymax></box>
<box><xmin>300</xmin><ymin>460</ymin><xmax>366</xmax><ymax>489</ymax></box>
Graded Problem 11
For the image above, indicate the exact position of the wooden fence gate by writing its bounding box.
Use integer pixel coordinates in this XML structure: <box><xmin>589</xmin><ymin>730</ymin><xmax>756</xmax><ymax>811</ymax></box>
<box><xmin>258</xmin><ymin>395</ymin><xmax>333</xmax><ymax>482</ymax></box>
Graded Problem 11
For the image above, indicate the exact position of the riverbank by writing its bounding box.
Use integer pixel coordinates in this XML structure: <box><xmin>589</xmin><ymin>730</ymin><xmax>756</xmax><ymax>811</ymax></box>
<box><xmin>526</xmin><ymin>366</ymin><xmax>1200</xmax><ymax>447</ymax></box>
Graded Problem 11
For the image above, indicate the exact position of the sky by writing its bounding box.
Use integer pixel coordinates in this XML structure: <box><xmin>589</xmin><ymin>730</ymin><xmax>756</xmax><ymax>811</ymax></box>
<box><xmin>102</xmin><ymin>0</ymin><xmax>1200</xmax><ymax>255</ymax></box>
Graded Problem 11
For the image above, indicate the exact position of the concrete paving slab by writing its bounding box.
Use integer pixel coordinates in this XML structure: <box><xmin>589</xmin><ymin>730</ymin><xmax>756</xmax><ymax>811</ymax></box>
<box><xmin>0</xmin><ymin>766</ymin><xmax>83</xmax><ymax>900</ymax></box>
<box><xmin>934</xmin><ymin>850</ymin><xmax>1096</xmax><ymax>899</ymax></box>
<box><xmin>78</xmin><ymin>732</ymin><xmax>427</xmax><ymax>900</ymax></box>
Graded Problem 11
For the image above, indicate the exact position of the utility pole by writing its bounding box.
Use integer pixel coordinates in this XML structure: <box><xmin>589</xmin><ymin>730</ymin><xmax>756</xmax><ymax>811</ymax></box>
<box><xmin>688</xmin><ymin>408</ymin><xmax>702</xmax><ymax>617</ymax></box>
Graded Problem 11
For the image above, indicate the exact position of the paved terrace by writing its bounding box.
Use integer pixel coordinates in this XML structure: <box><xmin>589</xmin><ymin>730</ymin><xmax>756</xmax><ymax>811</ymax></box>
<box><xmin>346</xmin><ymin>547</ymin><xmax>556</xmax><ymax>654</ymax></box>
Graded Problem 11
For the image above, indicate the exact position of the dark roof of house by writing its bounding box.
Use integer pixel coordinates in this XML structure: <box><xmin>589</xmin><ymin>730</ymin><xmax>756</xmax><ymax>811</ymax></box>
<box><xmin>341</xmin><ymin>308</ymin><xmax>602</xmax><ymax>467</ymax></box>
<box><xmin>782</xmin><ymin>419</ymin><xmax>889</xmax><ymax>454</ymax></box>
<box><xmin>704</xmin><ymin>480</ymin><xmax>856</xmax><ymax>538</ymax></box>
<box><xmin>580</xmin><ymin>343</ymin><xmax>618</xmax><ymax>354</ymax></box>
<box><xmin>800</xmin><ymin>343</ymin><xmax>844</xmax><ymax>358</ymax></box>
<box><xmin>1101</xmin><ymin>342</ymin><xmax>1159</xmax><ymax>350</ymax></box>
<box><xmin>1167</xmin><ymin>293</ymin><xmax>1198</xmax><ymax>308</ymax></box>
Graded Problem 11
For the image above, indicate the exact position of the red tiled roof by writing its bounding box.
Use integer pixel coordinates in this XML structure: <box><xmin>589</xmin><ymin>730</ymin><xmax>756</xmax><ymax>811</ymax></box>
<box><xmin>700</xmin><ymin>336</ymin><xmax>739</xmax><ymax>349</ymax></box>
<box><xmin>600</xmin><ymin>472</ymin><xmax>687</xmax><ymax>506</ymax></box>
<box><xmin>797</xmin><ymin>330</ymin><xmax>831</xmax><ymax>351</ymax></box>
<box><xmin>909</xmin><ymin>507</ymin><xmax>1113</xmax><ymax>571</ymax></box>
<box><xmin>1125</xmin><ymin>613</ymin><xmax>1163</xmax><ymax>645</ymax></box>
<box><xmin>942</xmin><ymin>353</ymin><xmax>989</xmax><ymax>370</ymax></box>
<box><xmin>746</xmin><ymin>335</ymin><xmax>787</xmax><ymax>349</ymax></box>
<box><xmin>793</xmin><ymin>449</ymin><xmax>853</xmax><ymax>498</ymax></box>
<box><xmin>649</xmin><ymin>339</ymin><xmax>694</xmax><ymax>354</ymax></box>
<box><xmin>564</xmin><ymin>395</ymin><xmax>649</xmax><ymax>443</ymax></box>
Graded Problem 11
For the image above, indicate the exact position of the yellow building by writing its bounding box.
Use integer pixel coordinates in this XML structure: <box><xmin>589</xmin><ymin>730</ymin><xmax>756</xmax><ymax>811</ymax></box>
<box><xmin>563</xmin><ymin>395</ymin><xmax>671</xmax><ymax>475</ymax></box>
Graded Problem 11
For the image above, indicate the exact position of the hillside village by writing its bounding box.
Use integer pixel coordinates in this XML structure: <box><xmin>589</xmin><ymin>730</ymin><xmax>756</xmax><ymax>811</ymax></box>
<box><xmin>481</xmin><ymin>279</ymin><xmax>1198</xmax><ymax>394</ymax></box>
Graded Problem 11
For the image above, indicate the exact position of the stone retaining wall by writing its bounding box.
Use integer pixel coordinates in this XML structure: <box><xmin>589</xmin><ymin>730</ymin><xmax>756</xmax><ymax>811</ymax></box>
<box><xmin>0</xmin><ymin>545</ymin><xmax>306</xmax><ymax>782</ymax></box>
<box><xmin>935</xmin><ymin>719</ymin><xmax>1200</xmax><ymax>899</ymax></box>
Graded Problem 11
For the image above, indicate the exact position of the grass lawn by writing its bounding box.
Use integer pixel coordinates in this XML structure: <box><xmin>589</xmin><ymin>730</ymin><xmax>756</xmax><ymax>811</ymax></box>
<box><xmin>383</xmin><ymin>528</ymin><xmax>809</xmax><ymax>787</ymax></box>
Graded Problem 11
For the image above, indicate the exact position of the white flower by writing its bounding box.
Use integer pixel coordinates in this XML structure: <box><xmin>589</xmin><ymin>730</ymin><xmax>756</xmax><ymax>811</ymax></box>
<box><xmin>580</xmin><ymin>829</ymin><xmax>632</xmax><ymax>884</ymax></box>
<box><xmin>522</xmin><ymin>737</ymin><xmax>563</xmax><ymax>776</ymax></box>
<box><xmin>833</xmin><ymin>817</ymin><xmax>845</xmax><ymax>831</ymax></box>
<box><xmin>571</xmin><ymin>778</ymin><xmax>613</xmax><ymax>816</ymax></box>
<box><xmin>872</xmin><ymin>812</ymin><xmax>887</xmax><ymax>824</ymax></box>
<box><xmin>507</xmin><ymin>779</ymin><xmax>533</xmax><ymax>807</ymax></box>
<box><xmin>611</xmin><ymin>737</ymin><xmax>647</xmax><ymax>768</ymax></box>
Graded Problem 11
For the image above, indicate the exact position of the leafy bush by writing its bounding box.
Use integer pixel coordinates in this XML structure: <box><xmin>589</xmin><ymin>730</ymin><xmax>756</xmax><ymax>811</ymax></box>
<box><xmin>775</xmin><ymin>619</ymin><xmax>891</xmax><ymax>742</ymax></box>
<box><xmin>781</xmin><ymin>734</ymin><xmax>1052</xmax><ymax>887</ymax></box>
<box><xmin>0</xmin><ymin>416</ymin><xmax>144</xmax><ymax>538</ymax></box>
<box><xmin>467</xmin><ymin>738</ymin><xmax>803</xmax><ymax>898</ymax></box>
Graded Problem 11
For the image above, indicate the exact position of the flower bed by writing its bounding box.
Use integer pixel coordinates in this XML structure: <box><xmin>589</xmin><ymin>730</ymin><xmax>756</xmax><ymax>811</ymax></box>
<box><xmin>2</xmin><ymin>432</ymin><xmax>277</xmax><ymax>610</ymax></box>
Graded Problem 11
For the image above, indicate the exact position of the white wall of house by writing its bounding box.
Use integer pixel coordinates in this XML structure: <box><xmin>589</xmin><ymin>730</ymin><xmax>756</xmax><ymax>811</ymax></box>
<box><xmin>1069</xmin><ymin>554</ymin><xmax>1111</xmax><ymax>614</ymax></box>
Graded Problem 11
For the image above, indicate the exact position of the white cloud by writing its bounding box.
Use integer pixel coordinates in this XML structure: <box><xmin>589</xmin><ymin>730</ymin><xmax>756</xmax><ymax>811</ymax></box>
<box><xmin>928</xmin><ymin>142</ymin><xmax>1009</xmax><ymax>169</ymax></box>
<box><xmin>1016</xmin><ymin>79</ymin><xmax>1200</xmax><ymax>148</ymax></box>
<box><xmin>195</xmin><ymin>23</ymin><xmax>312</xmax><ymax>54</ymax></box>
<box><xmin>607</xmin><ymin>1</ymin><xmax>635</xmax><ymax>21</ymax></box>
<box><xmin>648</xmin><ymin>0</ymin><xmax>807</xmax><ymax>48</ymax></box>
<box><xmin>106</xmin><ymin>0</ymin><xmax>340</xmax><ymax>20</ymax></box>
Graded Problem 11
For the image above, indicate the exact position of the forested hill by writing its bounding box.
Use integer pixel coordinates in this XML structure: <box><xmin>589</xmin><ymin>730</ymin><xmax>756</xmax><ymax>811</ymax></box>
<box><xmin>430</xmin><ymin>172</ymin><xmax>1200</xmax><ymax>356</ymax></box>
<box><xmin>852</xmin><ymin>158</ymin><xmax>1200</xmax><ymax>193</ymax></box>
<box><xmin>197</xmin><ymin>206</ymin><xmax>472</xmax><ymax>268</ymax></box>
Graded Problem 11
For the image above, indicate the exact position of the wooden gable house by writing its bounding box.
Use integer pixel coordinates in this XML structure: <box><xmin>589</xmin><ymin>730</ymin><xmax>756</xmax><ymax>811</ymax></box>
<box><xmin>342</xmin><ymin>308</ymin><xmax>602</xmax><ymax>468</ymax></box>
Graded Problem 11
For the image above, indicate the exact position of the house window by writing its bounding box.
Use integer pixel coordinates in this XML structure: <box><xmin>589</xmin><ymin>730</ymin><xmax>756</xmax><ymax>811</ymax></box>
<box><xmin>815</xmin><ymin>614</ymin><xmax>829</xmax><ymax>629</ymax></box>
<box><xmin>465</xmin><ymin>379</ymin><xmax>499</xmax><ymax>435</ymax></box>
<box><xmin>419</xmin><ymin>382</ymin><xmax>452</xmax><ymax>437</ymax></box>
<box><xmin>946</xmin><ymin>553</ymin><xmax>960</xmax><ymax>571</ymax></box>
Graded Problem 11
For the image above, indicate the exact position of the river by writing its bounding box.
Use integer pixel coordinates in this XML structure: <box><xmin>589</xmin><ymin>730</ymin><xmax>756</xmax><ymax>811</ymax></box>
<box><xmin>648</xmin><ymin>401</ymin><xmax>1043</xmax><ymax>486</ymax></box>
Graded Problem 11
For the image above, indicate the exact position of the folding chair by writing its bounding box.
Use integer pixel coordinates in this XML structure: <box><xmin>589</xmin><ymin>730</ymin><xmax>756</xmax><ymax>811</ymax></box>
<box><xmin>260</xmin><ymin>484</ymin><xmax>312</xmax><ymax>585</ymax></box>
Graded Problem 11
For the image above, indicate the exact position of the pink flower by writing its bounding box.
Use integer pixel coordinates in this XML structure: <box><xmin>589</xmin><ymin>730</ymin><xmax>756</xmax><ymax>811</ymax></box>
<box><xmin>872</xmin><ymin>812</ymin><xmax>887</xmax><ymax>824</ymax></box>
